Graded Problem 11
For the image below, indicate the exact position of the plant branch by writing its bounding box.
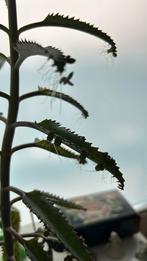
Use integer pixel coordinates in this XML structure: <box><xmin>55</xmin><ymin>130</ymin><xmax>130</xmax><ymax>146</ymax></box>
<box><xmin>0</xmin><ymin>1</ymin><xmax>19</xmax><ymax>259</ymax></box>
<box><xmin>11</xmin><ymin>121</ymin><xmax>49</xmax><ymax>134</ymax></box>
<box><xmin>0</xmin><ymin>52</ymin><xmax>10</xmax><ymax>64</ymax></box>
<box><xmin>6</xmin><ymin>186</ymin><xmax>25</xmax><ymax>197</ymax></box>
<box><xmin>19</xmin><ymin>22</ymin><xmax>42</xmax><ymax>34</ymax></box>
<box><xmin>7</xmin><ymin>227</ymin><xmax>25</xmax><ymax>246</ymax></box>
<box><xmin>0</xmin><ymin>114</ymin><xmax>7</xmax><ymax>124</ymax></box>
<box><xmin>21</xmin><ymin>232</ymin><xmax>46</xmax><ymax>240</ymax></box>
<box><xmin>11</xmin><ymin>142</ymin><xmax>40</xmax><ymax>154</ymax></box>
<box><xmin>0</xmin><ymin>91</ymin><xmax>10</xmax><ymax>101</ymax></box>
<box><xmin>19</xmin><ymin>89</ymin><xmax>88</xmax><ymax>118</ymax></box>
<box><xmin>0</xmin><ymin>24</ymin><xmax>9</xmax><ymax>34</ymax></box>
<box><xmin>10</xmin><ymin>196</ymin><xmax>22</xmax><ymax>206</ymax></box>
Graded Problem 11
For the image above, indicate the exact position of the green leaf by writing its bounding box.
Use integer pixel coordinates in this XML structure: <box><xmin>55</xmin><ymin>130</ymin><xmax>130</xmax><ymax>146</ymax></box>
<box><xmin>20</xmin><ymin>238</ymin><xmax>52</xmax><ymax>261</ymax></box>
<box><xmin>15</xmin><ymin>40</ymin><xmax>75</xmax><ymax>72</ymax></box>
<box><xmin>36</xmin><ymin>119</ymin><xmax>125</xmax><ymax>189</ymax></box>
<box><xmin>20</xmin><ymin>88</ymin><xmax>89</xmax><ymax>118</ymax></box>
<box><xmin>19</xmin><ymin>14</ymin><xmax>117</xmax><ymax>57</ymax></box>
<box><xmin>36</xmin><ymin>139</ymin><xmax>79</xmax><ymax>160</ymax></box>
<box><xmin>36</xmin><ymin>190</ymin><xmax>86</xmax><ymax>210</ymax></box>
<box><xmin>22</xmin><ymin>190</ymin><xmax>94</xmax><ymax>261</ymax></box>
<box><xmin>37</xmin><ymin>119</ymin><xmax>86</xmax><ymax>145</ymax></box>
<box><xmin>43</xmin><ymin>14</ymin><xmax>117</xmax><ymax>56</ymax></box>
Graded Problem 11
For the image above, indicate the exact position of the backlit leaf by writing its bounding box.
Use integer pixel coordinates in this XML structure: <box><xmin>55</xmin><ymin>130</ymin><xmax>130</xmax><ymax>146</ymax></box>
<box><xmin>22</xmin><ymin>190</ymin><xmax>94</xmax><ymax>261</ymax></box>
<box><xmin>37</xmin><ymin>119</ymin><xmax>125</xmax><ymax>189</ymax></box>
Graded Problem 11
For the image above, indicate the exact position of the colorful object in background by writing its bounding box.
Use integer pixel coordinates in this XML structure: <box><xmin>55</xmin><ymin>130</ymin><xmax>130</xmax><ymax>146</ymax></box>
<box><xmin>62</xmin><ymin>190</ymin><xmax>140</xmax><ymax>246</ymax></box>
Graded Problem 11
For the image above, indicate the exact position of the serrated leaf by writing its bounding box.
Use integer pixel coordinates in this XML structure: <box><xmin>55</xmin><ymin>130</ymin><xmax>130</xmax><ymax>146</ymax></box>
<box><xmin>36</xmin><ymin>119</ymin><xmax>124</xmax><ymax>189</ymax></box>
<box><xmin>22</xmin><ymin>190</ymin><xmax>94</xmax><ymax>261</ymax></box>
<box><xmin>43</xmin><ymin>14</ymin><xmax>117</xmax><ymax>56</ymax></box>
<box><xmin>20</xmin><ymin>14</ymin><xmax>117</xmax><ymax>57</ymax></box>
<box><xmin>21</xmin><ymin>238</ymin><xmax>52</xmax><ymax>261</ymax></box>
<box><xmin>36</xmin><ymin>139</ymin><xmax>79</xmax><ymax>160</ymax></box>
<box><xmin>37</xmin><ymin>190</ymin><xmax>86</xmax><ymax>210</ymax></box>
<box><xmin>37</xmin><ymin>119</ymin><xmax>86</xmax><ymax>145</ymax></box>
<box><xmin>15</xmin><ymin>40</ymin><xmax>75</xmax><ymax>72</ymax></box>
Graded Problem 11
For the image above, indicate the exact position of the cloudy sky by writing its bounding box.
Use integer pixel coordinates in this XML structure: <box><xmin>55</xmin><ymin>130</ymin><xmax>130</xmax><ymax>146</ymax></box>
<box><xmin>0</xmin><ymin>0</ymin><xmax>147</xmax><ymax>224</ymax></box>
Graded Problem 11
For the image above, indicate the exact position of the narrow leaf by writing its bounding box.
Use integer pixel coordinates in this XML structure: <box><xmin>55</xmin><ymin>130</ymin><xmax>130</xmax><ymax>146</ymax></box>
<box><xmin>37</xmin><ymin>119</ymin><xmax>125</xmax><ymax>189</ymax></box>
<box><xmin>20</xmin><ymin>88</ymin><xmax>88</xmax><ymax>118</ymax></box>
<box><xmin>36</xmin><ymin>139</ymin><xmax>79</xmax><ymax>160</ymax></box>
<box><xmin>37</xmin><ymin>190</ymin><xmax>86</xmax><ymax>210</ymax></box>
<box><xmin>19</xmin><ymin>14</ymin><xmax>117</xmax><ymax>56</ymax></box>
<box><xmin>15</xmin><ymin>40</ymin><xmax>75</xmax><ymax>72</ymax></box>
<box><xmin>22</xmin><ymin>190</ymin><xmax>94</xmax><ymax>261</ymax></box>
<box><xmin>43</xmin><ymin>14</ymin><xmax>117</xmax><ymax>56</ymax></box>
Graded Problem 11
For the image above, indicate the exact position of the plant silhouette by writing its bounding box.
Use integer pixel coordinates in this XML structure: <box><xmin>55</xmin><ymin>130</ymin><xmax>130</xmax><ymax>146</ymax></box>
<box><xmin>0</xmin><ymin>1</ymin><xmax>124</xmax><ymax>260</ymax></box>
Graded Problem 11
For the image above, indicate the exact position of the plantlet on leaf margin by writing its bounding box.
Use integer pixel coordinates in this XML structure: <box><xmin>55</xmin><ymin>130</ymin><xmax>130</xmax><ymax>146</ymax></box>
<box><xmin>0</xmin><ymin>1</ymin><xmax>124</xmax><ymax>260</ymax></box>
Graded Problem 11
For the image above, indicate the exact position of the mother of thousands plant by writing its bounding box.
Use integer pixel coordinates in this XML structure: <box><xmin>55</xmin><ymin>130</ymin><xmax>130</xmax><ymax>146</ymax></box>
<box><xmin>0</xmin><ymin>0</ymin><xmax>125</xmax><ymax>260</ymax></box>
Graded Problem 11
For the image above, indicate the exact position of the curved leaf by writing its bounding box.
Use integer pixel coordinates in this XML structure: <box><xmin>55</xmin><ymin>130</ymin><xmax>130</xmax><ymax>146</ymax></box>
<box><xmin>15</xmin><ymin>40</ymin><xmax>75</xmax><ymax>72</ymax></box>
<box><xmin>19</xmin><ymin>14</ymin><xmax>117</xmax><ymax>57</ymax></box>
<box><xmin>13</xmin><ymin>120</ymin><xmax>124</xmax><ymax>189</ymax></box>
<box><xmin>37</xmin><ymin>190</ymin><xmax>86</xmax><ymax>210</ymax></box>
<box><xmin>36</xmin><ymin>139</ymin><xmax>80</xmax><ymax>160</ymax></box>
<box><xmin>37</xmin><ymin>119</ymin><xmax>125</xmax><ymax>189</ymax></box>
<box><xmin>22</xmin><ymin>190</ymin><xmax>94</xmax><ymax>261</ymax></box>
<box><xmin>20</xmin><ymin>88</ymin><xmax>89</xmax><ymax>118</ymax></box>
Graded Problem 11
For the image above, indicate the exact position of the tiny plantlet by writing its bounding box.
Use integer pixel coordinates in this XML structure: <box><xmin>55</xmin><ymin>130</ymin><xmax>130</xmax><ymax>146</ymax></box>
<box><xmin>0</xmin><ymin>1</ymin><xmax>125</xmax><ymax>260</ymax></box>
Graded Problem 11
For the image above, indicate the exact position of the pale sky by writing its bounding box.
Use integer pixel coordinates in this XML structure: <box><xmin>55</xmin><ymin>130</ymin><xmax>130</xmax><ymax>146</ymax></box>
<box><xmin>0</xmin><ymin>0</ymin><xmax>147</xmax><ymax>224</ymax></box>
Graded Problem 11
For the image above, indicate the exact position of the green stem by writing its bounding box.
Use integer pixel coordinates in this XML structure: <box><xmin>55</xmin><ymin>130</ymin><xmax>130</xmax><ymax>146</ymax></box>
<box><xmin>11</xmin><ymin>143</ymin><xmax>41</xmax><ymax>154</ymax></box>
<box><xmin>6</xmin><ymin>186</ymin><xmax>25</xmax><ymax>198</ymax></box>
<box><xmin>19</xmin><ymin>22</ymin><xmax>42</xmax><ymax>34</ymax></box>
<box><xmin>10</xmin><ymin>197</ymin><xmax>22</xmax><ymax>206</ymax></box>
<box><xmin>0</xmin><ymin>1</ymin><xmax>19</xmax><ymax>260</ymax></box>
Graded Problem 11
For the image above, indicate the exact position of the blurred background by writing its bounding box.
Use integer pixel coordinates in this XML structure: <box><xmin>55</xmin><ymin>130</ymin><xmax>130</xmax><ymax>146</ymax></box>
<box><xmin>0</xmin><ymin>0</ymin><xmax>147</xmax><ymax>225</ymax></box>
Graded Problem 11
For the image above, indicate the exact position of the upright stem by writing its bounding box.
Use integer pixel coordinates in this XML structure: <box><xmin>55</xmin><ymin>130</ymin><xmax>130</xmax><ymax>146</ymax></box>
<box><xmin>0</xmin><ymin>1</ymin><xmax>19</xmax><ymax>260</ymax></box>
